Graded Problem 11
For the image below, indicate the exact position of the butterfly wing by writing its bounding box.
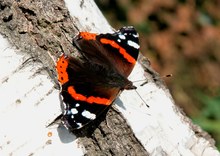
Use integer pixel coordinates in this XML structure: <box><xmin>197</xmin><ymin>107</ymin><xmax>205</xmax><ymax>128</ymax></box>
<box><xmin>56</xmin><ymin>27</ymin><xmax>140</xmax><ymax>130</ymax></box>
<box><xmin>56</xmin><ymin>55</ymin><xmax>121</xmax><ymax>129</ymax></box>
<box><xmin>73</xmin><ymin>26</ymin><xmax>140</xmax><ymax>77</ymax></box>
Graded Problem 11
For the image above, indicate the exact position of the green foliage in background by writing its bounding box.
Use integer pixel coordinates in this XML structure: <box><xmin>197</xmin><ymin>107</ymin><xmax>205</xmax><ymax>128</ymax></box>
<box><xmin>193</xmin><ymin>91</ymin><xmax>220</xmax><ymax>150</ymax></box>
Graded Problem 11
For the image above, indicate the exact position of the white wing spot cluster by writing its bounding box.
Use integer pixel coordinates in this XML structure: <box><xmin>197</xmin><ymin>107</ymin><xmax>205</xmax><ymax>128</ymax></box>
<box><xmin>127</xmin><ymin>40</ymin><xmax>140</xmax><ymax>49</ymax></box>
<box><xmin>82</xmin><ymin>110</ymin><xmax>96</xmax><ymax>120</ymax></box>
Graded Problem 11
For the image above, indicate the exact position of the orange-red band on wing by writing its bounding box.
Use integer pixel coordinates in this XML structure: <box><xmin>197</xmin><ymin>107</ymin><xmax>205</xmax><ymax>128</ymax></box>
<box><xmin>79</xmin><ymin>32</ymin><xmax>97</xmax><ymax>40</ymax></box>
<box><xmin>56</xmin><ymin>55</ymin><xmax>69</xmax><ymax>85</ymax></box>
<box><xmin>68</xmin><ymin>86</ymin><xmax>111</xmax><ymax>105</ymax></box>
<box><xmin>100</xmin><ymin>38</ymin><xmax>136</xmax><ymax>64</ymax></box>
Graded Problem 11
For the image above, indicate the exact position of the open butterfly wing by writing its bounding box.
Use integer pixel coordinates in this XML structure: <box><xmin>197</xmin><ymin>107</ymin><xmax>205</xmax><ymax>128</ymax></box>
<box><xmin>74</xmin><ymin>26</ymin><xmax>140</xmax><ymax>77</ymax></box>
<box><xmin>56</xmin><ymin>55</ymin><xmax>120</xmax><ymax>129</ymax></box>
<box><xmin>55</xmin><ymin>27</ymin><xmax>140</xmax><ymax>130</ymax></box>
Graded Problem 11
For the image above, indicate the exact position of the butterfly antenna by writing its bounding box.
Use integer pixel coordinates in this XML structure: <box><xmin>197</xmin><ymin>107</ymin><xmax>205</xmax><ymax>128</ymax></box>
<box><xmin>157</xmin><ymin>74</ymin><xmax>172</xmax><ymax>79</ymax></box>
<box><xmin>139</xmin><ymin>74</ymin><xmax>173</xmax><ymax>86</ymax></box>
<box><xmin>134</xmin><ymin>89</ymin><xmax>149</xmax><ymax>107</ymax></box>
<box><xmin>132</xmin><ymin>74</ymin><xmax>172</xmax><ymax>106</ymax></box>
<box><xmin>132</xmin><ymin>79</ymin><xmax>147</xmax><ymax>83</ymax></box>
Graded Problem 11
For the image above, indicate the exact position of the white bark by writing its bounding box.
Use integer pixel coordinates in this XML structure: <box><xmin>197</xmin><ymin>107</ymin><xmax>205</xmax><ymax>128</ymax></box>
<box><xmin>0</xmin><ymin>35</ymin><xmax>84</xmax><ymax>156</ymax></box>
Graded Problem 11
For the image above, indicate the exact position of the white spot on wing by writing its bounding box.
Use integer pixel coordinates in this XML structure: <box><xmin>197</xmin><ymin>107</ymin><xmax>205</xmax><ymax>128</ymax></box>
<box><xmin>127</xmin><ymin>40</ymin><xmax>140</xmax><ymax>49</ymax></box>
<box><xmin>75</xmin><ymin>103</ymin><xmax>80</xmax><ymax>107</ymax></box>
<box><xmin>117</xmin><ymin>39</ymin><xmax>121</xmax><ymax>42</ymax></box>
<box><xmin>133</xmin><ymin>33</ymin><xmax>139</xmax><ymax>38</ymax></box>
<box><xmin>81</xmin><ymin>110</ymin><xmax>96</xmax><ymax>120</ymax></box>
<box><xmin>76</xmin><ymin>122</ymin><xmax>82</xmax><ymax>127</ymax></box>
<box><xmin>119</xmin><ymin>34</ymin><xmax>126</xmax><ymax>40</ymax></box>
<box><xmin>71</xmin><ymin>108</ymin><xmax>78</xmax><ymax>114</ymax></box>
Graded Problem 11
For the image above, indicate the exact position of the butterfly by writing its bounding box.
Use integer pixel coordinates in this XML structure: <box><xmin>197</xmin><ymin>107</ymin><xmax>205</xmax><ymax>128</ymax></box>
<box><xmin>55</xmin><ymin>26</ymin><xmax>140</xmax><ymax>130</ymax></box>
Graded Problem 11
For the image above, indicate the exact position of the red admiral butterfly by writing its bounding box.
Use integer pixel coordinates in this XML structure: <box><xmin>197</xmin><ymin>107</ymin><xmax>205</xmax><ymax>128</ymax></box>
<box><xmin>55</xmin><ymin>26</ymin><xmax>140</xmax><ymax>130</ymax></box>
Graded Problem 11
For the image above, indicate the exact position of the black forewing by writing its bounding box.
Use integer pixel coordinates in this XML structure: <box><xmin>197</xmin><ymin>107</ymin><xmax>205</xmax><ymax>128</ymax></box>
<box><xmin>73</xmin><ymin>26</ymin><xmax>140</xmax><ymax>77</ymax></box>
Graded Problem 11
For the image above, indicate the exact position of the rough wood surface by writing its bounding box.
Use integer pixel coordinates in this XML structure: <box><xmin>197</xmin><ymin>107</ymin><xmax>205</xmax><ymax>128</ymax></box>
<box><xmin>0</xmin><ymin>0</ymin><xmax>219</xmax><ymax>155</ymax></box>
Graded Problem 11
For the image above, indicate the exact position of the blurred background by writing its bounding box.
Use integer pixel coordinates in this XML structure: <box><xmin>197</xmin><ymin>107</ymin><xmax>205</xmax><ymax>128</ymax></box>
<box><xmin>96</xmin><ymin>0</ymin><xmax>220</xmax><ymax>150</ymax></box>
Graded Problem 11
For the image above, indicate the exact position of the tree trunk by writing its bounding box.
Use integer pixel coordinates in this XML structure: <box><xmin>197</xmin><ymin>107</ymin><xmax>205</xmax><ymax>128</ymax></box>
<box><xmin>0</xmin><ymin>0</ymin><xmax>219</xmax><ymax>155</ymax></box>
